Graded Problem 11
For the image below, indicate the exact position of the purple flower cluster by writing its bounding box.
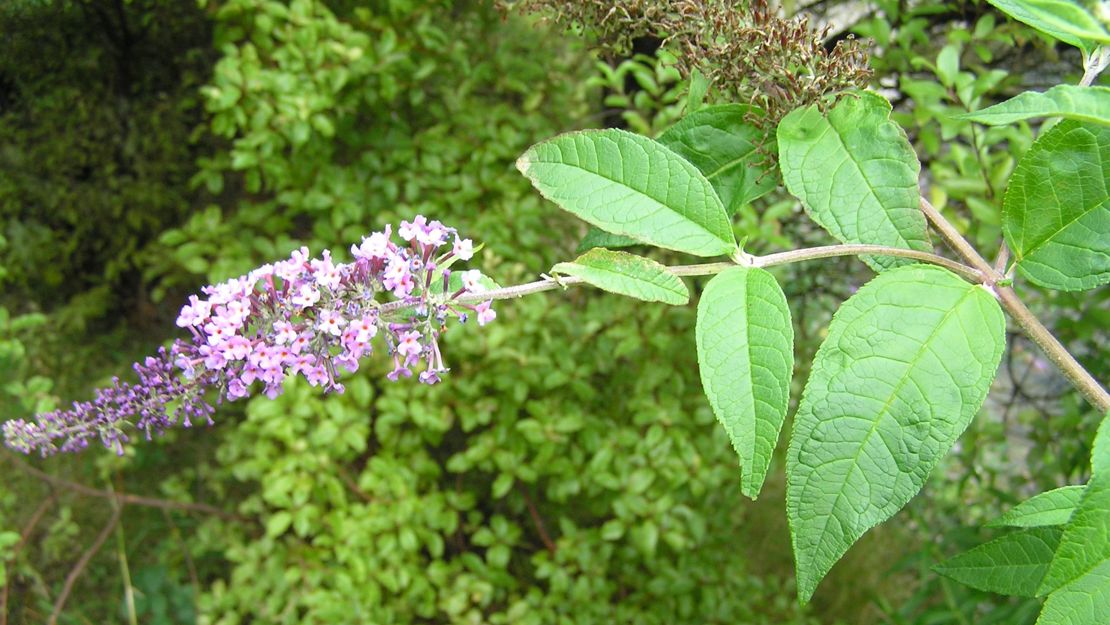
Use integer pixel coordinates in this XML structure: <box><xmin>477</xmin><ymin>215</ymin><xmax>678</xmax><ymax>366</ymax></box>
<box><xmin>3</xmin><ymin>217</ymin><xmax>496</xmax><ymax>456</ymax></box>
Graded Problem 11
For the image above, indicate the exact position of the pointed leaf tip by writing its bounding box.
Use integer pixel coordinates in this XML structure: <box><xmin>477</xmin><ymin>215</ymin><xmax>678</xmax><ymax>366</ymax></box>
<box><xmin>696</xmin><ymin>266</ymin><xmax>793</xmax><ymax>500</ymax></box>
<box><xmin>935</xmin><ymin>527</ymin><xmax>1062</xmax><ymax>597</ymax></box>
<box><xmin>787</xmin><ymin>265</ymin><xmax>1005</xmax><ymax>602</ymax></box>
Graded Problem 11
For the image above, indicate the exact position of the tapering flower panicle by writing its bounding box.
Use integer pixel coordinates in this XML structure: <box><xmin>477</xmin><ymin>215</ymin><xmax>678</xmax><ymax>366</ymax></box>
<box><xmin>3</xmin><ymin>217</ymin><xmax>493</xmax><ymax>456</ymax></box>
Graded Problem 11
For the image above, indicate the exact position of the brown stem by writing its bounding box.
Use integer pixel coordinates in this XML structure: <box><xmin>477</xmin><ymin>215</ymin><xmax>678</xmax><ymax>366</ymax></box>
<box><xmin>335</xmin><ymin>464</ymin><xmax>376</xmax><ymax>504</ymax></box>
<box><xmin>519</xmin><ymin>483</ymin><xmax>556</xmax><ymax>555</ymax></box>
<box><xmin>993</xmin><ymin>242</ymin><xmax>1010</xmax><ymax>276</ymax></box>
<box><xmin>1080</xmin><ymin>47</ymin><xmax>1110</xmax><ymax>87</ymax></box>
<box><xmin>917</xmin><ymin>199</ymin><xmax>996</xmax><ymax>277</ymax></box>
<box><xmin>3</xmin><ymin>452</ymin><xmax>243</xmax><ymax>522</ymax></box>
<box><xmin>919</xmin><ymin>198</ymin><xmax>1110</xmax><ymax>413</ymax></box>
<box><xmin>754</xmin><ymin>244</ymin><xmax>981</xmax><ymax>281</ymax></box>
<box><xmin>48</xmin><ymin>504</ymin><xmax>122</xmax><ymax>625</ymax></box>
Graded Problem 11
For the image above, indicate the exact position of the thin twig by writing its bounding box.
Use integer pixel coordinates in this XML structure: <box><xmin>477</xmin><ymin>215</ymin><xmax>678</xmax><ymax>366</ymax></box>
<box><xmin>754</xmin><ymin>244</ymin><xmax>981</xmax><ymax>281</ymax></box>
<box><xmin>968</xmin><ymin>123</ymin><xmax>996</xmax><ymax>200</ymax></box>
<box><xmin>519</xmin><ymin>483</ymin><xmax>556</xmax><ymax>555</ymax></box>
<box><xmin>917</xmin><ymin>198</ymin><xmax>996</xmax><ymax>278</ymax></box>
<box><xmin>48</xmin><ymin>504</ymin><xmax>122</xmax><ymax>625</ymax></box>
<box><xmin>12</xmin><ymin>495</ymin><xmax>55</xmax><ymax>560</ymax></box>
<box><xmin>1</xmin><ymin>495</ymin><xmax>56</xmax><ymax>625</ymax></box>
<box><xmin>396</xmin><ymin>243</ymin><xmax>981</xmax><ymax>312</ymax></box>
<box><xmin>335</xmin><ymin>464</ymin><xmax>376</xmax><ymax>504</ymax></box>
<box><xmin>3</xmin><ymin>452</ymin><xmax>243</xmax><ymax>521</ymax></box>
<box><xmin>919</xmin><ymin>197</ymin><xmax>1110</xmax><ymax>413</ymax></box>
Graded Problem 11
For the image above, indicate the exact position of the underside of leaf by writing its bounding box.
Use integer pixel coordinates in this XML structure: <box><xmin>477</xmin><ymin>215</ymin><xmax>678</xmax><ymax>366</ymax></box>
<box><xmin>786</xmin><ymin>265</ymin><xmax>1005</xmax><ymax>602</ymax></box>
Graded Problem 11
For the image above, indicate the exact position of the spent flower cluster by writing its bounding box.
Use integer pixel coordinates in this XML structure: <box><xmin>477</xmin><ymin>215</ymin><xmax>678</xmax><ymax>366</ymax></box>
<box><xmin>503</xmin><ymin>0</ymin><xmax>871</xmax><ymax>127</ymax></box>
<box><xmin>3</xmin><ymin>217</ymin><xmax>495</xmax><ymax>456</ymax></box>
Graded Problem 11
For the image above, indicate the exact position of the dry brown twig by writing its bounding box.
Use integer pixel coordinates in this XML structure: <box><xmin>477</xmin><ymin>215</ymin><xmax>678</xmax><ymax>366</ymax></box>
<box><xmin>2</xmin><ymin>451</ymin><xmax>244</xmax><ymax>521</ymax></box>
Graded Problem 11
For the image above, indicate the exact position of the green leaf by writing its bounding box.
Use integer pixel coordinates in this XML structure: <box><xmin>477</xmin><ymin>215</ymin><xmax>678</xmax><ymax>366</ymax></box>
<box><xmin>631</xmin><ymin>521</ymin><xmax>659</xmax><ymax>556</ymax></box>
<box><xmin>492</xmin><ymin>473</ymin><xmax>514</xmax><ymax>499</ymax></box>
<box><xmin>552</xmin><ymin>249</ymin><xmax>690</xmax><ymax>306</ymax></box>
<box><xmin>576</xmin><ymin>226</ymin><xmax>640</xmax><ymax>253</ymax></box>
<box><xmin>696</xmin><ymin>267</ymin><xmax>794</xmax><ymax>499</ymax></box>
<box><xmin>657</xmin><ymin>104</ymin><xmax>777</xmax><ymax>215</ymax></box>
<box><xmin>786</xmin><ymin>265</ymin><xmax>1005</xmax><ymax>602</ymax></box>
<box><xmin>0</xmin><ymin>532</ymin><xmax>18</xmax><ymax>550</ymax></box>
<box><xmin>960</xmin><ymin>86</ymin><xmax>1110</xmax><ymax>127</ymax></box>
<box><xmin>937</xmin><ymin>44</ymin><xmax>961</xmax><ymax>88</ymax></box>
<box><xmin>1092</xmin><ymin>410</ymin><xmax>1110</xmax><ymax>476</ymax></box>
<box><xmin>1040</xmin><ymin>471</ymin><xmax>1110</xmax><ymax>595</ymax></box>
<box><xmin>1003</xmin><ymin>120</ymin><xmax>1110</xmax><ymax>291</ymax></box>
<box><xmin>265</xmin><ymin>511</ymin><xmax>293</xmax><ymax>538</ymax></box>
<box><xmin>1037</xmin><ymin>560</ymin><xmax>1110</xmax><ymax>625</ymax></box>
<box><xmin>935</xmin><ymin>527</ymin><xmax>1063</xmax><ymax>597</ymax></box>
<box><xmin>517</xmin><ymin>129</ymin><xmax>736</xmax><ymax>257</ymax></box>
<box><xmin>985</xmin><ymin>0</ymin><xmax>1110</xmax><ymax>51</ymax></box>
<box><xmin>600</xmin><ymin>519</ymin><xmax>625</xmax><ymax>540</ymax></box>
<box><xmin>686</xmin><ymin>68</ymin><xmax>710</xmax><ymax>113</ymax></box>
<box><xmin>988</xmin><ymin>486</ymin><xmax>1085</xmax><ymax>528</ymax></box>
<box><xmin>777</xmin><ymin>92</ymin><xmax>931</xmax><ymax>270</ymax></box>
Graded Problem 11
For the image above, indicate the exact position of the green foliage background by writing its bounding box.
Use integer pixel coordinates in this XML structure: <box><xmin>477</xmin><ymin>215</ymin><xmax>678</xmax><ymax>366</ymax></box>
<box><xmin>0</xmin><ymin>1</ymin><xmax>1105</xmax><ymax>624</ymax></box>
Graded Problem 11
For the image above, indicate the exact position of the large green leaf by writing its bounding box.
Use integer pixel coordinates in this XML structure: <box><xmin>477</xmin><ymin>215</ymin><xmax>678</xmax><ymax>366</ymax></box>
<box><xmin>658</xmin><ymin>104</ymin><xmax>777</xmax><ymax>215</ymax></box>
<box><xmin>1033</xmin><ymin>411</ymin><xmax>1110</xmax><ymax>624</ymax></box>
<box><xmin>517</xmin><ymin>129</ymin><xmax>736</xmax><ymax>257</ymax></box>
<box><xmin>1037</xmin><ymin>560</ymin><xmax>1110</xmax><ymax>625</ymax></box>
<box><xmin>960</xmin><ymin>86</ymin><xmax>1110</xmax><ymax>127</ymax></box>
<box><xmin>786</xmin><ymin>265</ymin><xmax>1005</xmax><ymax>602</ymax></box>
<box><xmin>1003</xmin><ymin>120</ymin><xmax>1110</xmax><ymax>291</ymax></box>
<box><xmin>1040</xmin><ymin>471</ymin><xmax>1110</xmax><ymax>595</ymax></box>
<box><xmin>1036</xmin><ymin>471</ymin><xmax>1110</xmax><ymax>624</ymax></box>
<box><xmin>988</xmin><ymin>486</ymin><xmax>1085</xmax><ymax>528</ymax></box>
<box><xmin>696</xmin><ymin>267</ymin><xmax>794</xmax><ymax>499</ymax></box>
<box><xmin>777</xmin><ymin>91</ymin><xmax>931</xmax><ymax>270</ymax></box>
<box><xmin>552</xmin><ymin>249</ymin><xmax>689</xmax><ymax>305</ymax></box>
<box><xmin>935</xmin><ymin>527</ymin><xmax>1063</xmax><ymax>597</ymax></box>
<box><xmin>986</xmin><ymin>0</ymin><xmax>1110</xmax><ymax>51</ymax></box>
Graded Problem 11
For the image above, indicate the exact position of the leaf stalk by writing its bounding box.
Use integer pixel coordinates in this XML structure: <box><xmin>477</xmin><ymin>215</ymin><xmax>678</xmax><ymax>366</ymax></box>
<box><xmin>450</xmin><ymin>244</ymin><xmax>980</xmax><ymax>306</ymax></box>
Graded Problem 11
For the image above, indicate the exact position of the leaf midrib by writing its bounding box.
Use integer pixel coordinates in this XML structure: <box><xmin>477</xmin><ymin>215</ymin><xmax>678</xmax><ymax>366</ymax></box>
<box><xmin>564</xmin><ymin>262</ymin><xmax>685</xmax><ymax>300</ymax></box>
<box><xmin>1044</xmin><ymin>475</ymin><xmax>1110</xmax><ymax>593</ymax></box>
<box><xmin>1009</xmin><ymin>122</ymin><xmax>1107</xmax><ymax>255</ymax></box>
<box><xmin>801</xmin><ymin>282</ymin><xmax>976</xmax><ymax>585</ymax></box>
<box><xmin>1016</xmin><ymin>163</ymin><xmax>1108</xmax><ymax>262</ymax></box>
<box><xmin>529</xmin><ymin>137</ymin><xmax>731</xmax><ymax>247</ymax></box>
<box><xmin>822</xmin><ymin>116</ymin><xmax>923</xmax><ymax>252</ymax></box>
<box><xmin>705</xmin><ymin>150</ymin><xmax>757</xmax><ymax>181</ymax></box>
